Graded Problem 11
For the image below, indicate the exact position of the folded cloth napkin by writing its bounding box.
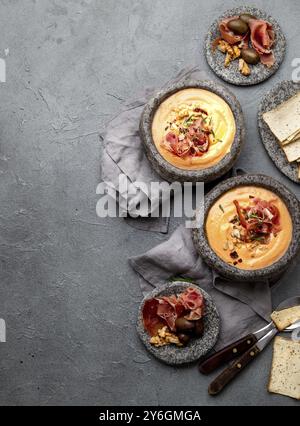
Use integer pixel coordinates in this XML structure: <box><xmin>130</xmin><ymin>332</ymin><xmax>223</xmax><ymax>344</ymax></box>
<box><xmin>129</xmin><ymin>225</ymin><xmax>272</xmax><ymax>350</ymax></box>
<box><xmin>101</xmin><ymin>67</ymin><xmax>209</xmax><ymax>234</ymax></box>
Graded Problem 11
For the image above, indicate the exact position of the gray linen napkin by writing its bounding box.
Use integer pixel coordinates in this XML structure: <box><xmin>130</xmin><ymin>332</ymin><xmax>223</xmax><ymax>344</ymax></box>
<box><xmin>101</xmin><ymin>67</ymin><xmax>208</xmax><ymax>233</ymax></box>
<box><xmin>129</xmin><ymin>225</ymin><xmax>272</xmax><ymax>350</ymax></box>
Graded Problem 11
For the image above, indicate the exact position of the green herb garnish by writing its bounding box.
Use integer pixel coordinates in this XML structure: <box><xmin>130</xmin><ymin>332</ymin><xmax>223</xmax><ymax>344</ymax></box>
<box><xmin>219</xmin><ymin>204</ymin><xmax>225</xmax><ymax>213</ymax></box>
<box><xmin>250</xmin><ymin>236</ymin><xmax>266</xmax><ymax>242</ymax></box>
<box><xmin>183</xmin><ymin>115</ymin><xmax>195</xmax><ymax>127</ymax></box>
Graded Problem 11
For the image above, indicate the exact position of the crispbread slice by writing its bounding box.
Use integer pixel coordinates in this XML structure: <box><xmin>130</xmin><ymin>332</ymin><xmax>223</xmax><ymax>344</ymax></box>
<box><xmin>282</xmin><ymin>128</ymin><xmax>300</xmax><ymax>145</ymax></box>
<box><xmin>282</xmin><ymin>138</ymin><xmax>300</xmax><ymax>162</ymax></box>
<box><xmin>271</xmin><ymin>305</ymin><xmax>300</xmax><ymax>331</ymax></box>
<box><xmin>262</xmin><ymin>92</ymin><xmax>300</xmax><ymax>143</ymax></box>
<box><xmin>268</xmin><ymin>336</ymin><xmax>300</xmax><ymax>400</ymax></box>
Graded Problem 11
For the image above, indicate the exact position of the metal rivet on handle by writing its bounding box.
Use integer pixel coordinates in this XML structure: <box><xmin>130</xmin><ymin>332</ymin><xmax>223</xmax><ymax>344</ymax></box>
<box><xmin>247</xmin><ymin>340</ymin><xmax>251</xmax><ymax>344</ymax></box>
<box><xmin>237</xmin><ymin>363</ymin><xmax>242</xmax><ymax>368</ymax></box>
<box><xmin>250</xmin><ymin>351</ymin><xmax>255</xmax><ymax>356</ymax></box>
<box><xmin>233</xmin><ymin>348</ymin><xmax>237</xmax><ymax>353</ymax></box>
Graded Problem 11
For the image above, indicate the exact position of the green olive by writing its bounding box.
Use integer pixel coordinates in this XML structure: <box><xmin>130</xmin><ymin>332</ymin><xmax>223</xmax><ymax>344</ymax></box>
<box><xmin>194</xmin><ymin>319</ymin><xmax>204</xmax><ymax>337</ymax></box>
<box><xmin>239</xmin><ymin>13</ymin><xmax>256</xmax><ymax>24</ymax></box>
<box><xmin>177</xmin><ymin>333</ymin><xmax>191</xmax><ymax>345</ymax></box>
<box><xmin>175</xmin><ymin>317</ymin><xmax>195</xmax><ymax>332</ymax></box>
<box><xmin>241</xmin><ymin>48</ymin><xmax>260</xmax><ymax>65</ymax></box>
<box><xmin>227</xmin><ymin>19</ymin><xmax>248</xmax><ymax>35</ymax></box>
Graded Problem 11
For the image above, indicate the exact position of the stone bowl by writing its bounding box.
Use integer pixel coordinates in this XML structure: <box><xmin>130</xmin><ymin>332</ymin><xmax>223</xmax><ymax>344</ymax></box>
<box><xmin>139</xmin><ymin>80</ymin><xmax>245</xmax><ymax>183</ymax></box>
<box><xmin>137</xmin><ymin>281</ymin><xmax>220</xmax><ymax>365</ymax></box>
<box><xmin>258</xmin><ymin>80</ymin><xmax>300</xmax><ymax>184</ymax></box>
<box><xmin>192</xmin><ymin>174</ymin><xmax>300</xmax><ymax>282</ymax></box>
<box><xmin>205</xmin><ymin>6</ymin><xmax>286</xmax><ymax>86</ymax></box>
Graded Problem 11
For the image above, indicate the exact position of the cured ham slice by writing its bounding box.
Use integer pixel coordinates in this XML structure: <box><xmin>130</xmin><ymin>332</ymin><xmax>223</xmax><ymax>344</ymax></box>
<box><xmin>142</xmin><ymin>287</ymin><xmax>205</xmax><ymax>336</ymax></box>
<box><xmin>162</xmin><ymin>117</ymin><xmax>210</xmax><ymax>158</ymax></box>
<box><xmin>260</xmin><ymin>52</ymin><xmax>275</xmax><ymax>68</ymax></box>
<box><xmin>157</xmin><ymin>298</ymin><xmax>178</xmax><ymax>331</ymax></box>
<box><xmin>248</xmin><ymin>18</ymin><xmax>275</xmax><ymax>67</ymax></box>
<box><xmin>142</xmin><ymin>299</ymin><xmax>164</xmax><ymax>336</ymax></box>
<box><xmin>184</xmin><ymin>307</ymin><xmax>203</xmax><ymax>321</ymax></box>
<box><xmin>179</xmin><ymin>287</ymin><xmax>204</xmax><ymax>311</ymax></box>
<box><xmin>233</xmin><ymin>197</ymin><xmax>281</xmax><ymax>242</ymax></box>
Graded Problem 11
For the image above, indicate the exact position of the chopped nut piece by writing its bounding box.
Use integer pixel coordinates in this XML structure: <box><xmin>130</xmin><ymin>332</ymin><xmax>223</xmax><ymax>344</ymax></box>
<box><xmin>232</xmin><ymin>45</ymin><xmax>241</xmax><ymax>59</ymax></box>
<box><xmin>218</xmin><ymin>39</ymin><xmax>231</xmax><ymax>53</ymax></box>
<box><xmin>150</xmin><ymin>326</ymin><xmax>183</xmax><ymax>348</ymax></box>
<box><xmin>232</xmin><ymin>228</ymin><xmax>241</xmax><ymax>239</ymax></box>
<box><xmin>224</xmin><ymin>52</ymin><xmax>232</xmax><ymax>67</ymax></box>
<box><xmin>218</xmin><ymin>40</ymin><xmax>240</xmax><ymax>67</ymax></box>
<box><xmin>239</xmin><ymin>58</ymin><xmax>251</xmax><ymax>76</ymax></box>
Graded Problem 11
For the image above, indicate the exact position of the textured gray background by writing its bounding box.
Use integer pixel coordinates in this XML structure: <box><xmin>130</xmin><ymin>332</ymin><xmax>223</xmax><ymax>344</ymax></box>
<box><xmin>0</xmin><ymin>0</ymin><xmax>299</xmax><ymax>406</ymax></box>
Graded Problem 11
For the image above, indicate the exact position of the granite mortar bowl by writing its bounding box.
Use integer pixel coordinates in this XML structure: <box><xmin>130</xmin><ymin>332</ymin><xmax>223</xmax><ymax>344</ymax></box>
<box><xmin>139</xmin><ymin>80</ymin><xmax>245</xmax><ymax>183</ymax></box>
<box><xmin>192</xmin><ymin>174</ymin><xmax>300</xmax><ymax>282</ymax></box>
<box><xmin>137</xmin><ymin>281</ymin><xmax>220</xmax><ymax>365</ymax></box>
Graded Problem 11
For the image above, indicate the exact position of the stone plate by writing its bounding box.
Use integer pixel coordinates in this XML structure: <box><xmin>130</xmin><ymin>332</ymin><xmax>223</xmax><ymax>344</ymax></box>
<box><xmin>140</xmin><ymin>80</ymin><xmax>244</xmax><ymax>183</ymax></box>
<box><xmin>258</xmin><ymin>80</ymin><xmax>300</xmax><ymax>184</ymax></box>
<box><xmin>137</xmin><ymin>282</ymin><xmax>220</xmax><ymax>365</ymax></box>
<box><xmin>193</xmin><ymin>174</ymin><xmax>300</xmax><ymax>282</ymax></box>
<box><xmin>205</xmin><ymin>7</ymin><xmax>286</xmax><ymax>86</ymax></box>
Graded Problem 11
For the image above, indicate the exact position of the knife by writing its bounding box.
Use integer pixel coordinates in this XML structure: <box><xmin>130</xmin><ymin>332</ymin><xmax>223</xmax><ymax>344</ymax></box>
<box><xmin>199</xmin><ymin>296</ymin><xmax>300</xmax><ymax>375</ymax></box>
<box><xmin>208</xmin><ymin>328</ymin><xmax>277</xmax><ymax>395</ymax></box>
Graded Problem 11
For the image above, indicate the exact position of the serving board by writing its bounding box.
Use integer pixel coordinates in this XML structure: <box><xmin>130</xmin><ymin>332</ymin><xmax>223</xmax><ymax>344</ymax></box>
<box><xmin>205</xmin><ymin>7</ymin><xmax>286</xmax><ymax>86</ymax></box>
<box><xmin>258</xmin><ymin>80</ymin><xmax>300</xmax><ymax>184</ymax></box>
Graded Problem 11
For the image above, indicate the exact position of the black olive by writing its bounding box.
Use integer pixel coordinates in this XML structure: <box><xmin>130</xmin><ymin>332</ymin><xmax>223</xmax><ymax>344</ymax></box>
<box><xmin>239</xmin><ymin>13</ymin><xmax>256</xmax><ymax>24</ymax></box>
<box><xmin>227</xmin><ymin>19</ymin><xmax>248</xmax><ymax>35</ymax></box>
<box><xmin>194</xmin><ymin>318</ymin><xmax>204</xmax><ymax>337</ymax></box>
<box><xmin>177</xmin><ymin>333</ymin><xmax>191</xmax><ymax>345</ymax></box>
<box><xmin>175</xmin><ymin>317</ymin><xmax>195</xmax><ymax>332</ymax></box>
<box><xmin>241</xmin><ymin>48</ymin><xmax>260</xmax><ymax>65</ymax></box>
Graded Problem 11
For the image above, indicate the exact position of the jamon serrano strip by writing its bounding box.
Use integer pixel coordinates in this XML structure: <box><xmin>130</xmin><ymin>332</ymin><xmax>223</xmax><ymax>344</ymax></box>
<box><xmin>248</xmin><ymin>18</ymin><xmax>275</xmax><ymax>67</ymax></box>
<box><xmin>142</xmin><ymin>287</ymin><xmax>205</xmax><ymax>336</ymax></box>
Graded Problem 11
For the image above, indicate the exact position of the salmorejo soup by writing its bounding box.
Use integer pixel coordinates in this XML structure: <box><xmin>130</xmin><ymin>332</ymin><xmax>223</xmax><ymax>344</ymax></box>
<box><xmin>151</xmin><ymin>88</ymin><xmax>236</xmax><ymax>170</ymax></box>
<box><xmin>205</xmin><ymin>186</ymin><xmax>292</xmax><ymax>270</ymax></box>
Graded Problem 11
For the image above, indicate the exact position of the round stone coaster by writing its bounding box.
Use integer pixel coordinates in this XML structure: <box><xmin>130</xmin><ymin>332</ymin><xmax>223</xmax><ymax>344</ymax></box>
<box><xmin>258</xmin><ymin>80</ymin><xmax>300</xmax><ymax>184</ymax></box>
<box><xmin>137</xmin><ymin>281</ymin><xmax>220</xmax><ymax>365</ymax></box>
<box><xmin>205</xmin><ymin>6</ymin><xmax>286</xmax><ymax>86</ymax></box>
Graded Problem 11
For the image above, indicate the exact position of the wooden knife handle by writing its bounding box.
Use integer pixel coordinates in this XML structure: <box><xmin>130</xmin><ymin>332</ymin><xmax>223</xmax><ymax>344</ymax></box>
<box><xmin>199</xmin><ymin>333</ymin><xmax>257</xmax><ymax>374</ymax></box>
<box><xmin>208</xmin><ymin>345</ymin><xmax>261</xmax><ymax>396</ymax></box>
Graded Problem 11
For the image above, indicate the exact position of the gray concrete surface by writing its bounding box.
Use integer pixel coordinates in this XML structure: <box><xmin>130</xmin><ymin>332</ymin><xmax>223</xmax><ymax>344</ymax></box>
<box><xmin>0</xmin><ymin>0</ymin><xmax>299</xmax><ymax>406</ymax></box>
